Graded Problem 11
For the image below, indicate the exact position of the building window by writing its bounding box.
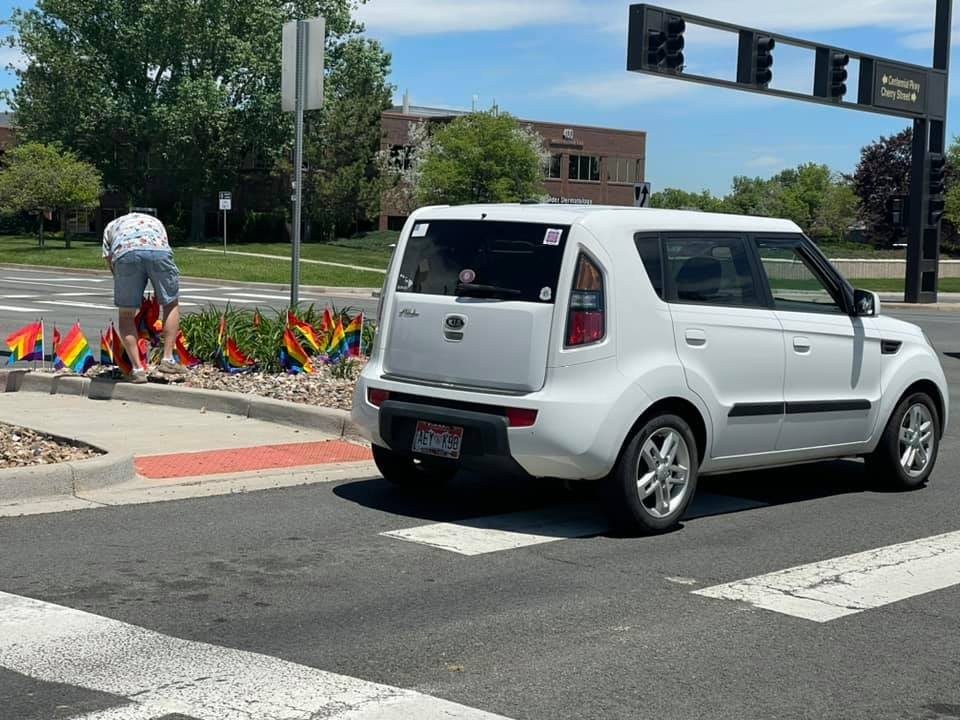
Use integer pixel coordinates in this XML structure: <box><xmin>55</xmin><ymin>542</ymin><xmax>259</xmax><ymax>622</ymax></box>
<box><xmin>545</xmin><ymin>154</ymin><xmax>563</xmax><ymax>180</ymax></box>
<box><xmin>569</xmin><ymin>154</ymin><xmax>600</xmax><ymax>182</ymax></box>
<box><xmin>608</xmin><ymin>157</ymin><xmax>641</xmax><ymax>184</ymax></box>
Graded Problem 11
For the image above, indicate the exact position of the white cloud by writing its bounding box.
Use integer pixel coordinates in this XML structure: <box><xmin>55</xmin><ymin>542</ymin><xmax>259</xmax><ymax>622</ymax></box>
<box><xmin>0</xmin><ymin>44</ymin><xmax>26</xmax><ymax>72</ymax></box>
<box><xmin>746</xmin><ymin>155</ymin><xmax>786</xmax><ymax>169</ymax></box>
<box><xmin>545</xmin><ymin>72</ymin><xmax>701</xmax><ymax>107</ymax></box>
<box><xmin>358</xmin><ymin>0</ymin><xmax>940</xmax><ymax>44</ymax></box>
<box><xmin>356</xmin><ymin>0</ymin><xmax>586</xmax><ymax>35</ymax></box>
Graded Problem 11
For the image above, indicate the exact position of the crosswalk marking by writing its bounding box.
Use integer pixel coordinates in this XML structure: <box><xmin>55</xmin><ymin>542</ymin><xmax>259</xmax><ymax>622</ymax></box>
<box><xmin>182</xmin><ymin>294</ymin><xmax>256</xmax><ymax>304</ymax></box>
<box><xmin>382</xmin><ymin>505</ymin><xmax>609</xmax><ymax>556</ymax></box>
<box><xmin>0</xmin><ymin>590</ymin><xmax>513</xmax><ymax>720</ymax></box>
<box><xmin>381</xmin><ymin>494</ymin><xmax>769</xmax><ymax>556</ymax></box>
<box><xmin>38</xmin><ymin>300</ymin><xmax>116</xmax><ymax>310</ymax></box>
<box><xmin>0</xmin><ymin>303</ymin><xmax>38</xmax><ymax>312</ymax></box>
<box><xmin>226</xmin><ymin>291</ymin><xmax>293</xmax><ymax>300</ymax></box>
<box><xmin>692</xmin><ymin>529</ymin><xmax>960</xmax><ymax>622</ymax></box>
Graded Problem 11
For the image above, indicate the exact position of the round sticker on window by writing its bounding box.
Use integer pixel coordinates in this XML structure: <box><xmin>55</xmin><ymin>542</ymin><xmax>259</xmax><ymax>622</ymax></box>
<box><xmin>459</xmin><ymin>269</ymin><xmax>477</xmax><ymax>284</ymax></box>
<box><xmin>540</xmin><ymin>287</ymin><xmax>552</xmax><ymax>302</ymax></box>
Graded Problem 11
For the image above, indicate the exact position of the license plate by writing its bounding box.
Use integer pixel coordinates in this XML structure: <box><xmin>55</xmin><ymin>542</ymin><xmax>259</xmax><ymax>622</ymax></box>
<box><xmin>412</xmin><ymin>421</ymin><xmax>464</xmax><ymax>460</ymax></box>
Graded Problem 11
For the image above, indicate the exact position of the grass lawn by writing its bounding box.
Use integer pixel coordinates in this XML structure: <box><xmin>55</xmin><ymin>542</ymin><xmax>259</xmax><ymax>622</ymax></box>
<box><xmin>189</xmin><ymin>240</ymin><xmax>394</xmax><ymax>270</ymax></box>
<box><xmin>0</xmin><ymin>234</ymin><xmax>386</xmax><ymax>288</ymax></box>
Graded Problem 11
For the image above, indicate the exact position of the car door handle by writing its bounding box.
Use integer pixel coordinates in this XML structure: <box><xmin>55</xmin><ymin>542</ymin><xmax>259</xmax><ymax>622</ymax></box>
<box><xmin>793</xmin><ymin>336</ymin><xmax>811</xmax><ymax>353</ymax></box>
<box><xmin>685</xmin><ymin>329</ymin><xmax>707</xmax><ymax>347</ymax></box>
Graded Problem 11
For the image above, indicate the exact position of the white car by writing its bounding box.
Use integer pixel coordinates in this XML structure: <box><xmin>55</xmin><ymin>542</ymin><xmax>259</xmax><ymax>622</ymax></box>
<box><xmin>352</xmin><ymin>205</ymin><xmax>949</xmax><ymax>534</ymax></box>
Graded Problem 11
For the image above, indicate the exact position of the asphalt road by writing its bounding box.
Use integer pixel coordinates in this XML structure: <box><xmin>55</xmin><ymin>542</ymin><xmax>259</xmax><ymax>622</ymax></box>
<box><xmin>0</xmin><ymin>266</ymin><xmax>379</xmax><ymax>350</ymax></box>
<box><xmin>1</xmin><ymin>308</ymin><xmax>959</xmax><ymax>719</ymax></box>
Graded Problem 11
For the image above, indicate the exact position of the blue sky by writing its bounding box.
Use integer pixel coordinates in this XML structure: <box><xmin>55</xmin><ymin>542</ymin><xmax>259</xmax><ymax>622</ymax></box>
<box><xmin>1</xmin><ymin>1</ymin><xmax>958</xmax><ymax>196</ymax></box>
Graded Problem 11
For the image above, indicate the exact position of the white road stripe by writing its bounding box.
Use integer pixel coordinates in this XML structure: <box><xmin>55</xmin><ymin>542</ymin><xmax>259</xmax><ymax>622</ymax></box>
<box><xmin>0</xmin><ymin>278</ymin><xmax>109</xmax><ymax>291</ymax></box>
<box><xmin>0</xmin><ymin>294</ymin><xmax>38</xmax><ymax>299</ymax></box>
<box><xmin>692</xmin><ymin>530</ymin><xmax>960</xmax><ymax>622</ymax></box>
<box><xmin>38</xmin><ymin>300</ymin><xmax>116</xmax><ymax>310</ymax></box>
<box><xmin>382</xmin><ymin>506</ymin><xmax>609</xmax><ymax>556</ymax></box>
<box><xmin>3</xmin><ymin>275</ymin><xmax>106</xmax><ymax>283</ymax></box>
<box><xmin>0</xmin><ymin>304</ymin><xmax>39</xmax><ymax>312</ymax></box>
<box><xmin>182</xmin><ymin>294</ymin><xmax>256</xmax><ymax>304</ymax></box>
<box><xmin>381</xmin><ymin>494</ymin><xmax>769</xmax><ymax>556</ymax></box>
<box><xmin>0</xmin><ymin>590</ymin><xmax>513</xmax><ymax>720</ymax></box>
<box><xmin>227</xmin><ymin>291</ymin><xmax>294</xmax><ymax>300</ymax></box>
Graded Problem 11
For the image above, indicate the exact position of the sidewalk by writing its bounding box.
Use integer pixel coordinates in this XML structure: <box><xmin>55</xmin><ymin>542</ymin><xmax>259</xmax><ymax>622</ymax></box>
<box><xmin>0</xmin><ymin>392</ymin><xmax>375</xmax><ymax>516</ymax></box>
<box><xmin>187</xmin><ymin>247</ymin><xmax>388</xmax><ymax>274</ymax></box>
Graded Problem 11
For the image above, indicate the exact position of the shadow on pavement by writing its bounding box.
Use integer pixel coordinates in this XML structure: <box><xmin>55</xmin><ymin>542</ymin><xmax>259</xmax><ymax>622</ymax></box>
<box><xmin>334</xmin><ymin>458</ymin><xmax>877</xmax><ymax>530</ymax></box>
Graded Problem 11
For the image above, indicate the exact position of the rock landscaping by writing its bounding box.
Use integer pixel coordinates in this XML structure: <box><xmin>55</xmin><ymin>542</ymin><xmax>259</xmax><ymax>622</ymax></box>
<box><xmin>0</xmin><ymin>423</ymin><xmax>103</xmax><ymax>469</ymax></box>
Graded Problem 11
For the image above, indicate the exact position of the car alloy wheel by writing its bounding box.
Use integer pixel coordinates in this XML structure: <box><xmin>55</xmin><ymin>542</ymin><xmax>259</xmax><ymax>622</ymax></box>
<box><xmin>898</xmin><ymin>403</ymin><xmax>936</xmax><ymax>478</ymax></box>
<box><xmin>635</xmin><ymin>427</ymin><xmax>691</xmax><ymax>519</ymax></box>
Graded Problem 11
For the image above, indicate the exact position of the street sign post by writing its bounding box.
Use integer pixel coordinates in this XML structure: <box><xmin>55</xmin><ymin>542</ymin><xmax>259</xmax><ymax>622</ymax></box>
<box><xmin>627</xmin><ymin>2</ymin><xmax>951</xmax><ymax>303</ymax></box>
<box><xmin>634</xmin><ymin>182</ymin><xmax>652</xmax><ymax>208</ymax></box>
<box><xmin>282</xmin><ymin>17</ymin><xmax>325</xmax><ymax>306</ymax></box>
<box><xmin>219</xmin><ymin>192</ymin><xmax>232</xmax><ymax>255</ymax></box>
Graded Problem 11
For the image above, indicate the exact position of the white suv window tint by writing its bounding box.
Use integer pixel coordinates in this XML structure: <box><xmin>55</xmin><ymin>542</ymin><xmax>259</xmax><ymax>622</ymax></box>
<box><xmin>634</xmin><ymin>233</ymin><xmax>664</xmax><ymax>299</ymax></box>
<box><xmin>757</xmin><ymin>243</ymin><xmax>844</xmax><ymax>314</ymax></box>
<box><xmin>665</xmin><ymin>237</ymin><xmax>760</xmax><ymax>307</ymax></box>
<box><xmin>396</xmin><ymin>221</ymin><xmax>568</xmax><ymax>302</ymax></box>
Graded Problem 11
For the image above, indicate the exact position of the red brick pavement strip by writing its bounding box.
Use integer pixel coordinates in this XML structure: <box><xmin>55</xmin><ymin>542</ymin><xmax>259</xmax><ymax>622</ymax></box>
<box><xmin>135</xmin><ymin>441</ymin><xmax>374</xmax><ymax>480</ymax></box>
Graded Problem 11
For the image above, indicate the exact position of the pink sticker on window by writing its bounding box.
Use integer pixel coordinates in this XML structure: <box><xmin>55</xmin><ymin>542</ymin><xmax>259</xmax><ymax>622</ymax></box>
<box><xmin>544</xmin><ymin>228</ymin><xmax>562</xmax><ymax>246</ymax></box>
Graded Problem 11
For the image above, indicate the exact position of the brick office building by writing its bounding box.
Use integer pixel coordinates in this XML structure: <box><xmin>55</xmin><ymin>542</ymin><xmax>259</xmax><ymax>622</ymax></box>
<box><xmin>379</xmin><ymin>100</ymin><xmax>647</xmax><ymax>231</ymax></box>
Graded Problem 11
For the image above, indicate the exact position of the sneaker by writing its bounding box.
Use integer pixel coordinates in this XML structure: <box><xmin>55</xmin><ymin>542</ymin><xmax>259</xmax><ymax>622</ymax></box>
<box><xmin>157</xmin><ymin>359</ymin><xmax>188</xmax><ymax>376</ymax></box>
<box><xmin>128</xmin><ymin>370</ymin><xmax>149</xmax><ymax>385</ymax></box>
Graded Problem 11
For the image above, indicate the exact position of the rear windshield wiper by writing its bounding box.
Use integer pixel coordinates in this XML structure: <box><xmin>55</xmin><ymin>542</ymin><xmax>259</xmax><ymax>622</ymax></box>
<box><xmin>455</xmin><ymin>282</ymin><xmax>523</xmax><ymax>299</ymax></box>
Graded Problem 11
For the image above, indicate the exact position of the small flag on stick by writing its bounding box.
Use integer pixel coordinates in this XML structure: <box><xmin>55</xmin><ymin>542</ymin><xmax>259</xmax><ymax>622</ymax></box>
<box><xmin>56</xmin><ymin>323</ymin><xmax>96</xmax><ymax>374</ymax></box>
<box><xmin>288</xmin><ymin>311</ymin><xmax>323</xmax><ymax>353</ymax></box>
<box><xmin>5</xmin><ymin>321</ymin><xmax>43</xmax><ymax>364</ymax></box>
<box><xmin>280</xmin><ymin>327</ymin><xmax>315</xmax><ymax>374</ymax></box>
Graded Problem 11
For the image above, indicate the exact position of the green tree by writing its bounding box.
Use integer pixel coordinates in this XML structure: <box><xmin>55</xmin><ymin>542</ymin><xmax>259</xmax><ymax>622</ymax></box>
<box><xmin>412</xmin><ymin>111</ymin><xmax>547</xmax><ymax>206</ymax></box>
<box><xmin>305</xmin><ymin>37</ymin><xmax>393</xmax><ymax>239</ymax></box>
<box><xmin>0</xmin><ymin>142</ymin><xmax>102</xmax><ymax>246</ymax></box>
<box><xmin>8</xmin><ymin>0</ymin><xmax>368</xmax><ymax>240</ymax></box>
<box><xmin>773</xmin><ymin>163</ymin><xmax>833</xmax><ymax>234</ymax></box>
<box><xmin>812</xmin><ymin>179</ymin><xmax>861</xmax><ymax>243</ymax></box>
<box><xmin>852</xmin><ymin>128</ymin><xmax>912</xmax><ymax>247</ymax></box>
<box><xmin>650</xmin><ymin>188</ymin><xmax>725</xmax><ymax>212</ymax></box>
<box><xmin>724</xmin><ymin>175</ymin><xmax>782</xmax><ymax>217</ymax></box>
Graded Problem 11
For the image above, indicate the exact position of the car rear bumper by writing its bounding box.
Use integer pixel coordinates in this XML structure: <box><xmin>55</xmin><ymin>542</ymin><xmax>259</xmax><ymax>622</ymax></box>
<box><xmin>351</xmin><ymin>365</ymin><xmax>647</xmax><ymax>481</ymax></box>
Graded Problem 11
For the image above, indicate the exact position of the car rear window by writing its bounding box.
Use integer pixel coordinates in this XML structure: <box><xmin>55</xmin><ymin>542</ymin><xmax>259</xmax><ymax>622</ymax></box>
<box><xmin>395</xmin><ymin>220</ymin><xmax>570</xmax><ymax>303</ymax></box>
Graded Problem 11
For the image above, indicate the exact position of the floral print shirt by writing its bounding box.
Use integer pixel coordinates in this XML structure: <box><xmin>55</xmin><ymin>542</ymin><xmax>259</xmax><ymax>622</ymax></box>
<box><xmin>102</xmin><ymin>213</ymin><xmax>170</xmax><ymax>261</ymax></box>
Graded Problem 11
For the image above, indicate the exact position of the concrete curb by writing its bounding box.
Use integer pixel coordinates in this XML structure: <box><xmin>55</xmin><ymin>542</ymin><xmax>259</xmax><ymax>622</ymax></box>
<box><xmin>883</xmin><ymin>302</ymin><xmax>960</xmax><ymax>312</ymax></box>
<box><xmin>0</xmin><ymin>430</ymin><xmax>136</xmax><ymax>504</ymax></box>
<box><xmin>5</xmin><ymin>371</ymin><xmax>360</xmax><ymax>439</ymax></box>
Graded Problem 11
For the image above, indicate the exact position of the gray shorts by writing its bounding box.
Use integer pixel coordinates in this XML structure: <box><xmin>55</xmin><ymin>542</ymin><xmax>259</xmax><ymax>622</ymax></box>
<box><xmin>113</xmin><ymin>250</ymin><xmax>180</xmax><ymax>308</ymax></box>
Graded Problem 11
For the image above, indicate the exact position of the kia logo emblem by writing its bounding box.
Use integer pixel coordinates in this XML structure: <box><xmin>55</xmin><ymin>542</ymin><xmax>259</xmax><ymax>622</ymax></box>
<box><xmin>445</xmin><ymin>315</ymin><xmax>466</xmax><ymax>331</ymax></box>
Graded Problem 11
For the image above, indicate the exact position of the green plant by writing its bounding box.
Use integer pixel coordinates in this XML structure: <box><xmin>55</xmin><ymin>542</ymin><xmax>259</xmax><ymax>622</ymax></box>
<box><xmin>330</xmin><ymin>359</ymin><xmax>362</xmax><ymax>380</ymax></box>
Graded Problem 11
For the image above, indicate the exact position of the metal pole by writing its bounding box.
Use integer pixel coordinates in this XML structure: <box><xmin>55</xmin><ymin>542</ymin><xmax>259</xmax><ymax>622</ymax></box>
<box><xmin>906</xmin><ymin>0</ymin><xmax>951</xmax><ymax>303</ymax></box>
<box><xmin>223</xmin><ymin>209</ymin><xmax>227</xmax><ymax>255</ymax></box>
<box><xmin>290</xmin><ymin>19</ymin><xmax>306</xmax><ymax>308</ymax></box>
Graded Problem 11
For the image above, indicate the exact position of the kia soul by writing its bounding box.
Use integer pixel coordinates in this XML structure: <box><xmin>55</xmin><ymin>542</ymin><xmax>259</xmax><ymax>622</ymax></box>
<box><xmin>351</xmin><ymin>204</ymin><xmax>949</xmax><ymax>534</ymax></box>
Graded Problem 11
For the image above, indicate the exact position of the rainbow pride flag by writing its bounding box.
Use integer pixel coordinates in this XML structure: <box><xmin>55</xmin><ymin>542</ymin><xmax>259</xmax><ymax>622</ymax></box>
<box><xmin>288</xmin><ymin>311</ymin><xmax>322</xmax><ymax>352</ymax></box>
<box><xmin>136</xmin><ymin>295</ymin><xmax>162</xmax><ymax>345</ymax></box>
<box><xmin>5</xmin><ymin>321</ymin><xmax>43</xmax><ymax>364</ymax></box>
<box><xmin>52</xmin><ymin>326</ymin><xmax>64</xmax><ymax>370</ymax></box>
<box><xmin>320</xmin><ymin>307</ymin><xmax>334</xmax><ymax>334</ymax></box>
<box><xmin>56</xmin><ymin>323</ymin><xmax>96</xmax><ymax>374</ymax></box>
<box><xmin>100</xmin><ymin>328</ymin><xmax>114</xmax><ymax>366</ymax></box>
<box><xmin>280</xmin><ymin>327</ymin><xmax>315</xmax><ymax>374</ymax></box>
<box><xmin>326</xmin><ymin>318</ymin><xmax>348</xmax><ymax>363</ymax></box>
<box><xmin>111</xmin><ymin>324</ymin><xmax>134</xmax><ymax>375</ymax></box>
<box><xmin>173</xmin><ymin>331</ymin><xmax>202</xmax><ymax>368</ymax></box>
<box><xmin>218</xmin><ymin>337</ymin><xmax>255</xmax><ymax>373</ymax></box>
<box><xmin>344</xmin><ymin>312</ymin><xmax>364</xmax><ymax>358</ymax></box>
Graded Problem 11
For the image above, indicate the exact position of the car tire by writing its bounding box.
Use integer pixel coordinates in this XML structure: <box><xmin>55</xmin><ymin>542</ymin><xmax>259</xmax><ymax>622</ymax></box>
<box><xmin>606</xmin><ymin>413</ymin><xmax>699</xmax><ymax>535</ymax></box>
<box><xmin>865</xmin><ymin>392</ymin><xmax>940</xmax><ymax>491</ymax></box>
<box><xmin>372</xmin><ymin>444</ymin><xmax>458</xmax><ymax>487</ymax></box>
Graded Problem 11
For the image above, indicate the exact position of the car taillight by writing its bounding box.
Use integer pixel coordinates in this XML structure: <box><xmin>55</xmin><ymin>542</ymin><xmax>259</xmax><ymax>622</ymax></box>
<box><xmin>566</xmin><ymin>254</ymin><xmax>605</xmax><ymax>347</ymax></box>
<box><xmin>368</xmin><ymin>388</ymin><xmax>390</xmax><ymax>407</ymax></box>
<box><xmin>505</xmin><ymin>407</ymin><xmax>538</xmax><ymax>427</ymax></box>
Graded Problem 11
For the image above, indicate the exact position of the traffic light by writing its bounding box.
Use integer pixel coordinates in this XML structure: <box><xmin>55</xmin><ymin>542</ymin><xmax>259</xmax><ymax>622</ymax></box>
<box><xmin>755</xmin><ymin>36</ymin><xmax>775</xmax><ymax>86</ymax></box>
<box><xmin>664</xmin><ymin>15</ymin><xmax>685</xmax><ymax>70</ymax></box>
<box><xmin>646</xmin><ymin>29</ymin><xmax>666</xmax><ymax>68</ymax></box>
<box><xmin>829</xmin><ymin>52</ymin><xmax>850</xmax><ymax>99</ymax></box>
<box><xmin>886</xmin><ymin>195</ymin><xmax>908</xmax><ymax>228</ymax></box>
<box><xmin>928</xmin><ymin>153</ymin><xmax>946</xmax><ymax>225</ymax></box>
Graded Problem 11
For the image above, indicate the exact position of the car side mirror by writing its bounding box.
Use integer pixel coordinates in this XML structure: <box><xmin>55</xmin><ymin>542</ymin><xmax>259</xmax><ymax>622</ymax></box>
<box><xmin>854</xmin><ymin>288</ymin><xmax>880</xmax><ymax>317</ymax></box>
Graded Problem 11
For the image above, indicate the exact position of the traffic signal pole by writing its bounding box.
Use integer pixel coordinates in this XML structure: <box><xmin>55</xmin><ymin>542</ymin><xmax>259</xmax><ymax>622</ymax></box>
<box><xmin>628</xmin><ymin>3</ymin><xmax>952</xmax><ymax>303</ymax></box>
<box><xmin>906</xmin><ymin>0</ymin><xmax>951</xmax><ymax>304</ymax></box>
